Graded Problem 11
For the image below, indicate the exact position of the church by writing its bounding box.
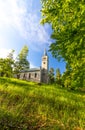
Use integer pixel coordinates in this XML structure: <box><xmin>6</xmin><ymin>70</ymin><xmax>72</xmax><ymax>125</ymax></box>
<box><xmin>17</xmin><ymin>49</ymin><xmax>49</xmax><ymax>83</ymax></box>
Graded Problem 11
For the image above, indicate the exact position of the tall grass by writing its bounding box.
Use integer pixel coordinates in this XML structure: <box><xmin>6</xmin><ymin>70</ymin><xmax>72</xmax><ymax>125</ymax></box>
<box><xmin>0</xmin><ymin>77</ymin><xmax>85</xmax><ymax>130</ymax></box>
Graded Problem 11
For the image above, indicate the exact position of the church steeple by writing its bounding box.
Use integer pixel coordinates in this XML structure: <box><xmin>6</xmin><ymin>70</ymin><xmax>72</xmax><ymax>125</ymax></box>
<box><xmin>42</xmin><ymin>49</ymin><xmax>49</xmax><ymax>71</ymax></box>
<box><xmin>44</xmin><ymin>48</ymin><xmax>47</xmax><ymax>56</ymax></box>
<box><xmin>41</xmin><ymin>49</ymin><xmax>49</xmax><ymax>83</ymax></box>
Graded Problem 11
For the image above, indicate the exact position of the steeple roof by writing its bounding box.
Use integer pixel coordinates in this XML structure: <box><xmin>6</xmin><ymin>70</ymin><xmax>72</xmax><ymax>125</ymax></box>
<box><xmin>44</xmin><ymin>48</ymin><xmax>47</xmax><ymax>56</ymax></box>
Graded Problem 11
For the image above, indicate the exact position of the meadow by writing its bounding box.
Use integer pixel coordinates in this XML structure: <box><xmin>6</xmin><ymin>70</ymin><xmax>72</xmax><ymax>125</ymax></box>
<box><xmin>0</xmin><ymin>77</ymin><xmax>85</xmax><ymax>130</ymax></box>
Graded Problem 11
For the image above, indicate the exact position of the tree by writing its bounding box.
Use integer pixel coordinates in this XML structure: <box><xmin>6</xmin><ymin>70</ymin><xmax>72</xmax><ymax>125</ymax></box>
<box><xmin>6</xmin><ymin>49</ymin><xmax>15</xmax><ymax>77</ymax></box>
<box><xmin>6</xmin><ymin>50</ymin><xmax>15</xmax><ymax>77</ymax></box>
<box><xmin>48</xmin><ymin>68</ymin><xmax>55</xmax><ymax>84</ymax></box>
<box><xmin>41</xmin><ymin>0</ymin><xmax>85</xmax><ymax>88</ymax></box>
<box><xmin>14</xmin><ymin>45</ymin><xmax>29</xmax><ymax>74</ymax></box>
<box><xmin>7</xmin><ymin>50</ymin><xmax>15</xmax><ymax>60</ymax></box>
<box><xmin>0</xmin><ymin>58</ymin><xmax>4</xmax><ymax>77</ymax></box>
<box><xmin>56</xmin><ymin>68</ymin><xmax>61</xmax><ymax>85</ymax></box>
<box><xmin>0</xmin><ymin>50</ymin><xmax>15</xmax><ymax>77</ymax></box>
<box><xmin>62</xmin><ymin>63</ymin><xmax>72</xmax><ymax>88</ymax></box>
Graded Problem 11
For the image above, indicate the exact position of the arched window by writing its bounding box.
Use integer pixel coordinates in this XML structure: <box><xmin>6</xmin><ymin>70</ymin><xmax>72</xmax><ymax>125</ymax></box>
<box><xmin>35</xmin><ymin>73</ymin><xmax>37</xmax><ymax>78</ymax></box>
<box><xmin>29</xmin><ymin>73</ymin><xmax>31</xmax><ymax>79</ymax></box>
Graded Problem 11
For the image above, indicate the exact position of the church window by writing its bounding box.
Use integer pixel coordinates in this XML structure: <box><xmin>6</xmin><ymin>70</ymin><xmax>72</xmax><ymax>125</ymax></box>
<box><xmin>29</xmin><ymin>73</ymin><xmax>31</xmax><ymax>79</ymax></box>
<box><xmin>43</xmin><ymin>57</ymin><xmax>46</xmax><ymax>60</ymax></box>
<box><xmin>43</xmin><ymin>62</ymin><xmax>45</xmax><ymax>64</ymax></box>
<box><xmin>35</xmin><ymin>73</ymin><xmax>37</xmax><ymax>78</ymax></box>
<box><xmin>23</xmin><ymin>74</ymin><xmax>26</xmax><ymax>79</ymax></box>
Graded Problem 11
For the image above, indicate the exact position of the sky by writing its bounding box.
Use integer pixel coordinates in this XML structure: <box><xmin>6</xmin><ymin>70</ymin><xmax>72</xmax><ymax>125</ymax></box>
<box><xmin>0</xmin><ymin>0</ymin><xmax>66</xmax><ymax>74</ymax></box>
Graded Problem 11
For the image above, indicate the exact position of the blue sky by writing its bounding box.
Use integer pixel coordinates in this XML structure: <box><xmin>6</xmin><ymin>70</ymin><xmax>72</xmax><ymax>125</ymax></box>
<box><xmin>0</xmin><ymin>0</ymin><xmax>66</xmax><ymax>74</ymax></box>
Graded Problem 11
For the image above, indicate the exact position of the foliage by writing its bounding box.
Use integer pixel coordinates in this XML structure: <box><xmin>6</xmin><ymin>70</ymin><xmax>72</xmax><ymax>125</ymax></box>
<box><xmin>0</xmin><ymin>77</ymin><xmax>85</xmax><ymax>129</ymax></box>
<box><xmin>0</xmin><ymin>50</ymin><xmax>14</xmax><ymax>77</ymax></box>
<box><xmin>41</xmin><ymin>0</ymin><xmax>85</xmax><ymax>88</ymax></box>
<box><xmin>48</xmin><ymin>68</ymin><xmax>55</xmax><ymax>84</ymax></box>
<box><xmin>0</xmin><ymin>45</ymin><xmax>30</xmax><ymax>78</ymax></box>
<box><xmin>61</xmin><ymin>63</ymin><xmax>71</xmax><ymax>88</ymax></box>
<box><xmin>14</xmin><ymin>45</ymin><xmax>29</xmax><ymax>74</ymax></box>
<box><xmin>56</xmin><ymin>68</ymin><xmax>61</xmax><ymax>85</ymax></box>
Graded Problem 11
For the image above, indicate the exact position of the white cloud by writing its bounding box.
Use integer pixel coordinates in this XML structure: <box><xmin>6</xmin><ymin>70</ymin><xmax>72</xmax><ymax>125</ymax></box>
<box><xmin>0</xmin><ymin>48</ymin><xmax>16</xmax><ymax>59</ymax></box>
<box><xmin>30</xmin><ymin>62</ymin><xmax>37</xmax><ymax>68</ymax></box>
<box><xmin>0</xmin><ymin>0</ymin><xmax>51</xmax><ymax>50</ymax></box>
<box><xmin>0</xmin><ymin>48</ymin><xmax>11</xmax><ymax>58</ymax></box>
<box><xmin>0</xmin><ymin>0</ymin><xmax>27</xmax><ymax>34</ymax></box>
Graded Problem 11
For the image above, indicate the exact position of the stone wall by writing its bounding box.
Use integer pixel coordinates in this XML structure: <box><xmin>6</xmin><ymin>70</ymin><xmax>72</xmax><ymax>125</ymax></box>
<box><xmin>17</xmin><ymin>69</ymin><xmax>41</xmax><ymax>83</ymax></box>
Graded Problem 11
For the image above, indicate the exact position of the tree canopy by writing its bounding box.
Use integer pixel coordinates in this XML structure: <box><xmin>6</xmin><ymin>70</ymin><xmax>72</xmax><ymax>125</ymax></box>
<box><xmin>14</xmin><ymin>45</ymin><xmax>29</xmax><ymax>73</ymax></box>
<box><xmin>41</xmin><ymin>0</ymin><xmax>85</xmax><ymax>87</ymax></box>
<box><xmin>0</xmin><ymin>50</ymin><xmax>14</xmax><ymax>77</ymax></box>
<box><xmin>0</xmin><ymin>45</ymin><xmax>29</xmax><ymax>77</ymax></box>
<box><xmin>48</xmin><ymin>68</ymin><xmax>55</xmax><ymax>84</ymax></box>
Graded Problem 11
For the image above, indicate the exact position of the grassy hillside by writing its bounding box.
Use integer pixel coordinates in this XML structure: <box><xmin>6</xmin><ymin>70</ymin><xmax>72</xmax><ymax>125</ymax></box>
<box><xmin>0</xmin><ymin>77</ymin><xmax>85</xmax><ymax>130</ymax></box>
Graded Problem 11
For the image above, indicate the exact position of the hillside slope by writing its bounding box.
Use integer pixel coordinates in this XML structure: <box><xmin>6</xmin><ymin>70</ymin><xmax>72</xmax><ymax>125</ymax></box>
<box><xmin>0</xmin><ymin>77</ymin><xmax>85</xmax><ymax>130</ymax></box>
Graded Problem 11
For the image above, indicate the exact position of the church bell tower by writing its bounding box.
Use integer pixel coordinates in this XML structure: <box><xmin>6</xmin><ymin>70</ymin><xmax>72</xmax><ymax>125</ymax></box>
<box><xmin>41</xmin><ymin>49</ymin><xmax>49</xmax><ymax>83</ymax></box>
<box><xmin>42</xmin><ymin>49</ymin><xmax>49</xmax><ymax>71</ymax></box>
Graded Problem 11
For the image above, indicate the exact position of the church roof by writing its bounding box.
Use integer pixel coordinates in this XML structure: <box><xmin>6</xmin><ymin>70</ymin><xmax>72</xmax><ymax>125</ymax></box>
<box><xmin>20</xmin><ymin>68</ymin><xmax>40</xmax><ymax>73</ymax></box>
<box><xmin>27</xmin><ymin>68</ymin><xmax>40</xmax><ymax>72</ymax></box>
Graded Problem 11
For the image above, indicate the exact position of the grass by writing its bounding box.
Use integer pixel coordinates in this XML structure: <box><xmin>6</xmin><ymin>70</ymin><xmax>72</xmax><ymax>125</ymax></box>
<box><xmin>0</xmin><ymin>77</ymin><xmax>85</xmax><ymax>130</ymax></box>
